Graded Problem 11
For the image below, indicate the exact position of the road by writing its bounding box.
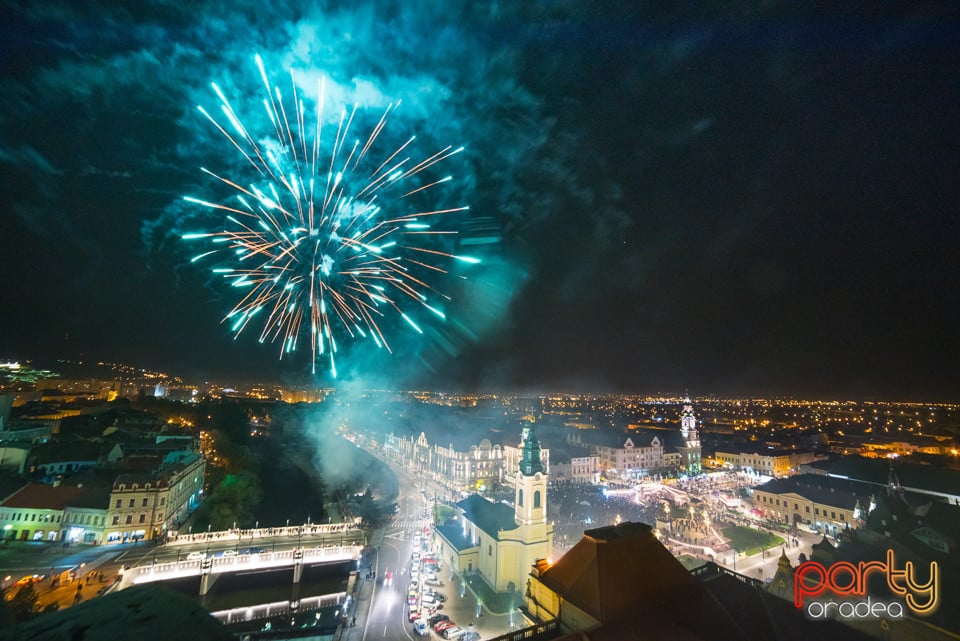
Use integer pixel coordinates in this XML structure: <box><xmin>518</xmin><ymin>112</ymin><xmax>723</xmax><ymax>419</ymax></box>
<box><xmin>341</xmin><ymin>454</ymin><xmax>524</xmax><ymax>641</ymax></box>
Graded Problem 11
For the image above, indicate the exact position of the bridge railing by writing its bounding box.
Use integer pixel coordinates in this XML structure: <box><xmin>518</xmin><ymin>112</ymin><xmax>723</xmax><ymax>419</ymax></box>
<box><xmin>166</xmin><ymin>520</ymin><xmax>362</xmax><ymax>546</ymax></box>
<box><xmin>210</xmin><ymin>591</ymin><xmax>346</xmax><ymax>626</ymax></box>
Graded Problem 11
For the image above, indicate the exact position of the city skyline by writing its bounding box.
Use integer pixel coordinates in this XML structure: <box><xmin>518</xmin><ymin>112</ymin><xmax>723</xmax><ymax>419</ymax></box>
<box><xmin>1</xmin><ymin>3</ymin><xmax>958</xmax><ymax>399</ymax></box>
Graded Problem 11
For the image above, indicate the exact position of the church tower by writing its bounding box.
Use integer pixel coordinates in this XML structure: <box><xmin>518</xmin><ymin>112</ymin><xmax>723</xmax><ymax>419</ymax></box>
<box><xmin>679</xmin><ymin>395</ymin><xmax>702</xmax><ymax>475</ymax></box>
<box><xmin>515</xmin><ymin>427</ymin><xmax>547</xmax><ymax>525</ymax></box>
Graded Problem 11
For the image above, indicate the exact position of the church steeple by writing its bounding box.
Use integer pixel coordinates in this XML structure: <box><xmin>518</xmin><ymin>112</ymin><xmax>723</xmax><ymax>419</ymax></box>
<box><xmin>679</xmin><ymin>394</ymin><xmax>702</xmax><ymax>476</ymax></box>
<box><xmin>681</xmin><ymin>394</ymin><xmax>696</xmax><ymax>439</ymax></box>
<box><xmin>515</xmin><ymin>427</ymin><xmax>547</xmax><ymax>525</ymax></box>
<box><xmin>520</xmin><ymin>427</ymin><xmax>545</xmax><ymax>477</ymax></box>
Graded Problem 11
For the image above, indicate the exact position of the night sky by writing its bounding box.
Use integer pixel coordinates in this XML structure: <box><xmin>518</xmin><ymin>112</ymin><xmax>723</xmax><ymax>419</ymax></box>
<box><xmin>1</xmin><ymin>2</ymin><xmax>958</xmax><ymax>398</ymax></box>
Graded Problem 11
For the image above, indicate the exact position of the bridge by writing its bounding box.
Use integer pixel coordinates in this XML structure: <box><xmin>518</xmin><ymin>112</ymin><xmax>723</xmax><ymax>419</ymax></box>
<box><xmin>118</xmin><ymin>544</ymin><xmax>364</xmax><ymax>596</ymax></box>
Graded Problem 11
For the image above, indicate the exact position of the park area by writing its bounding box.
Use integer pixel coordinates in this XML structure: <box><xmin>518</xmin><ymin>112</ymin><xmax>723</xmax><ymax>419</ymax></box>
<box><xmin>721</xmin><ymin>525</ymin><xmax>784</xmax><ymax>556</ymax></box>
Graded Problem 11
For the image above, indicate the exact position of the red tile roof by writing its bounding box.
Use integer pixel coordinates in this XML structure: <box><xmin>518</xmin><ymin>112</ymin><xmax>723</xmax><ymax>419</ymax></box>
<box><xmin>2</xmin><ymin>482</ymin><xmax>86</xmax><ymax>510</ymax></box>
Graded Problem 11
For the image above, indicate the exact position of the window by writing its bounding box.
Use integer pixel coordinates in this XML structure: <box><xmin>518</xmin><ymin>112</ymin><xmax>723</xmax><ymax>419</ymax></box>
<box><xmin>142</xmin><ymin>498</ymin><xmax>148</xmax><ymax>507</ymax></box>
<box><xmin>518</xmin><ymin>489</ymin><xmax>523</xmax><ymax>507</ymax></box>
<box><xmin>160</xmin><ymin>497</ymin><xmax>166</xmax><ymax>506</ymax></box>
<box><xmin>805</xmin><ymin>506</ymin><xmax>810</xmax><ymax>513</ymax></box>
<box><xmin>534</xmin><ymin>491</ymin><xmax>541</xmax><ymax>508</ymax></box>
<box><xmin>129</xmin><ymin>499</ymin><xmax>135</xmax><ymax>508</ymax></box>
<box><xmin>815</xmin><ymin>508</ymin><xmax>820</xmax><ymax>516</ymax></box>
<box><xmin>488</xmin><ymin>545</ymin><xmax>492</xmax><ymax>556</ymax></box>
<box><xmin>116</xmin><ymin>500</ymin><xmax>122</xmax><ymax>509</ymax></box>
<box><xmin>139</xmin><ymin>514</ymin><xmax>146</xmax><ymax>524</ymax></box>
<box><xmin>113</xmin><ymin>516</ymin><xmax>120</xmax><ymax>525</ymax></box>
<box><xmin>840</xmin><ymin>513</ymin><xmax>845</xmax><ymax>521</ymax></box>
<box><xmin>125</xmin><ymin>515</ymin><xmax>133</xmax><ymax>524</ymax></box>
<box><xmin>831</xmin><ymin>511</ymin><xmax>836</xmax><ymax>519</ymax></box>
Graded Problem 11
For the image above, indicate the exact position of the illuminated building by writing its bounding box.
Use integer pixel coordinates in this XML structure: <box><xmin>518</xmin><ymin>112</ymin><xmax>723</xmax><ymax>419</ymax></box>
<box><xmin>434</xmin><ymin>427</ymin><xmax>554</xmax><ymax>593</ymax></box>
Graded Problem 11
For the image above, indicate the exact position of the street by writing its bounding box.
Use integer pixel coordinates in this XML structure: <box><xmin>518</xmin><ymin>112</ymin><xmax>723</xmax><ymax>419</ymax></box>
<box><xmin>342</xmin><ymin>456</ymin><xmax>523</xmax><ymax>641</ymax></box>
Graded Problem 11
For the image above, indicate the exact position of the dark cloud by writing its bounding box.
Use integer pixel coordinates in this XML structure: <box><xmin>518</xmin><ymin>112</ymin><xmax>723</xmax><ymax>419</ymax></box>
<box><xmin>0</xmin><ymin>1</ymin><xmax>958</xmax><ymax>399</ymax></box>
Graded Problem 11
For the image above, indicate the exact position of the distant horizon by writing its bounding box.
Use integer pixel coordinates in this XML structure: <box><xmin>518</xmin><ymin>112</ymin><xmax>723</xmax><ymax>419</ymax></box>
<box><xmin>1</xmin><ymin>353</ymin><xmax>957</xmax><ymax>406</ymax></box>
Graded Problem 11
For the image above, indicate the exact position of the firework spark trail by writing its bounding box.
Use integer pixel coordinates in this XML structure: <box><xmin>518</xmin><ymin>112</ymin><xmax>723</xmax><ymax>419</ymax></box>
<box><xmin>183</xmin><ymin>55</ymin><xmax>478</xmax><ymax>377</ymax></box>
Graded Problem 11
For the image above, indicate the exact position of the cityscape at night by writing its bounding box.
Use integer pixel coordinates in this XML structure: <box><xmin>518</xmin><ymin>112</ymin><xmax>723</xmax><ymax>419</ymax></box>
<box><xmin>1</xmin><ymin>2</ymin><xmax>958</xmax><ymax>641</ymax></box>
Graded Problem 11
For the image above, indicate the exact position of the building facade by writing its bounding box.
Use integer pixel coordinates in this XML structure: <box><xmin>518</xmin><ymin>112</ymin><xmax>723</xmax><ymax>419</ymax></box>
<box><xmin>593</xmin><ymin>435</ymin><xmax>665</xmax><ymax>481</ymax></box>
<box><xmin>105</xmin><ymin>450</ymin><xmax>205</xmax><ymax>543</ymax></box>
<box><xmin>384</xmin><ymin>429</ymin><xmax>549</xmax><ymax>495</ymax></box>
<box><xmin>0</xmin><ymin>483</ymin><xmax>105</xmax><ymax>542</ymax></box>
<box><xmin>715</xmin><ymin>448</ymin><xmax>823</xmax><ymax>478</ymax></box>
<box><xmin>752</xmin><ymin>474</ymin><xmax>871</xmax><ymax>535</ymax></box>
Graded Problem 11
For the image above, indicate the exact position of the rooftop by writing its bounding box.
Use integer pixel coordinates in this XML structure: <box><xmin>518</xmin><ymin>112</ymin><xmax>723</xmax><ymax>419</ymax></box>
<box><xmin>753</xmin><ymin>473</ymin><xmax>873</xmax><ymax>511</ymax></box>
<box><xmin>457</xmin><ymin>494</ymin><xmax>518</xmax><ymax>540</ymax></box>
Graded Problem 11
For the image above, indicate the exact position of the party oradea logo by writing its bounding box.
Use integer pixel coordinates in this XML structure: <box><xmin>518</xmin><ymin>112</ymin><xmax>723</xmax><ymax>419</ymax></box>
<box><xmin>794</xmin><ymin>550</ymin><xmax>939</xmax><ymax>621</ymax></box>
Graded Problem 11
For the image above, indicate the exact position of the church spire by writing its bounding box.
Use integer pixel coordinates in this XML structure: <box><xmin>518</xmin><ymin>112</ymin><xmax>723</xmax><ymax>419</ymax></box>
<box><xmin>520</xmin><ymin>427</ymin><xmax>545</xmax><ymax>477</ymax></box>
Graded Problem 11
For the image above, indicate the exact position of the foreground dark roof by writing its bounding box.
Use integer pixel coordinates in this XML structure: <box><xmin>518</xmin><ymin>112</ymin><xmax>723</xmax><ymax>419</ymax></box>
<box><xmin>543</xmin><ymin>522</ymin><xmax>873</xmax><ymax>641</ymax></box>
<box><xmin>457</xmin><ymin>494</ymin><xmax>518</xmax><ymax>539</ymax></box>
<box><xmin>0</xmin><ymin>584</ymin><xmax>233</xmax><ymax>641</ymax></box>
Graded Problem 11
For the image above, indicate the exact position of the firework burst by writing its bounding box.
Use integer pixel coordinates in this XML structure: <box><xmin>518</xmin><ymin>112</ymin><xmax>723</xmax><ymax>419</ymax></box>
<box><xmin>183</xmin><ymin>55</ymin><xmax>477</xmax><ymax>377</ymax></box>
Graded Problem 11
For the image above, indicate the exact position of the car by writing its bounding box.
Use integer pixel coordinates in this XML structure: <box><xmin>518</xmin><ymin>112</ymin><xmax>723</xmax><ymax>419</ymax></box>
<box><xmin>434</xmin><ymin>620</ymin><xmax>455</xmax><ymax>632</ymax></box>
<box><xmin>413</xmin><ymin>618</ymin><xmax>430</xmax><ymax>636</ymax></box>
<box><xmin>187</xmin><ymin>551</ymin><xmax>206</xmax><ymax>561</ymax></box>
<box><xmin>460</xmin><ymin>632</ymin><xmax>481</xmax><ymax>641</ymax></box>
<box><xmin>425</xmin><ymin>578</ymin><xmax>443</xmax><ymax>587</ymax></box>
<box><xmin>421</xmin><ymin>594</ymin><xmax>437</xmax><ymax>606</ymax></box>
<box><xmin>13</xmin><ymin>575</ymin><xmax>43</xmax><ymax>588</ymax></box>
<box><xmin>442</xmin><ymin>626</ymin><xmax>463</xmax><ymax>639</ymax></box>
<box><xmin>384</xmin><ymin>570</ymin><xmax>393</xmax><ymax>587</ymax></box>
<box><xmin>407</xmin><ymin>591</ymin><xmax>418</xmax><ymax>606</ymax></box>
<box><xmin>219</xmin><ymin>549</ymin><xmax>237</xmax><ymax>557</ymax></box>
<box><xmin>408</xmin><ymin>608</ymin><xmax>421</xmax><ymax>622</ymax></box>
<box><xmin>428</xmin><ymin>614</ymin><xmax>450</xmax><ymax>626</ymax></box>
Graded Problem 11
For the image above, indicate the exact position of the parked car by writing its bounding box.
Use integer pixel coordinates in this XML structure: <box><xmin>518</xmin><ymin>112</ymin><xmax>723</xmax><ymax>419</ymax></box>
<box><xmin>187</xmin><ymin>552</ymin><xmax>206</xmax><ymax>561</ymax></box>
<box><xmin>434</xmin><ymin>620</ymin><xmax>455</xmax><ymax>633</ymax></box>
<box><xmin>460</xmin><ymin>632</ymin><xmax>481</xmax><ymax>641</ymax></box>
<box><xmin>442</xmin><ymin>626</ymin><xmax>464</xmax><ymax>639</ymax></box>
<box><xmin>428</xmin><ymin>614</ymin><xmax>450</xmax><ymax>626</ymax></box>
<box><xmin>408</xmin><ymin>608</ymin><xmax>421</xmax><ymax>622</ymax></box>
<box><xmin>425</xmin><ymin>578</ymin><xmax>443</xmax><ymax>587</ymax></box>
<box><xmin>413</xmin><ymin>618</ymin><xmax>430</xmax><ymax>636</ymax></box>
